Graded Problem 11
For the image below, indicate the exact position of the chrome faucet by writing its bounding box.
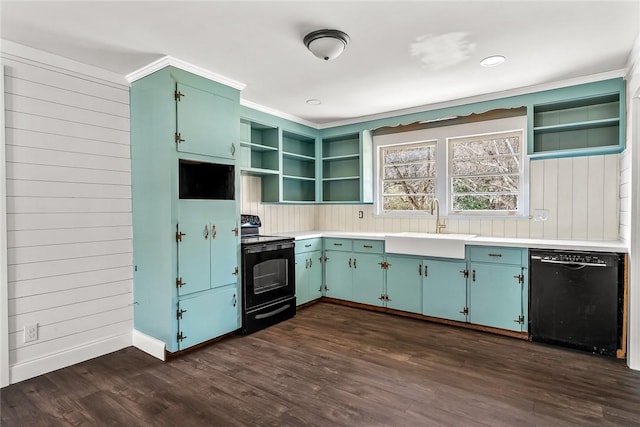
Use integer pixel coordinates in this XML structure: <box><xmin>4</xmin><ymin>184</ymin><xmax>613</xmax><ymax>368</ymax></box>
<box><xmin>429</xmin><ymin>198</ymin><xmax>446</xmax><ymax>234</ymax></box>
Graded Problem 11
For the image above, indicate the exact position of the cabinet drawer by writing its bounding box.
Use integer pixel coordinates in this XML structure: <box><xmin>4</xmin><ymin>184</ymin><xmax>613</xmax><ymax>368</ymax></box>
<box><xmin>468</xmin><ymin>246</ymin><xmax>524</xmax><ymax>265</ymax></box>
<box><xmin>295</xmin><ymin>238</ymin><xmax>322</xmax><ymax>254</ymax></box>
<box><xmin>353</xmin><ymin>239</ymin><xmax>384</xmax><ymax>254</ymax></box>
<box><xmin>324</xmin><ymin>238</ymin><xmax>352</xmax><ymax>251</ymax></box>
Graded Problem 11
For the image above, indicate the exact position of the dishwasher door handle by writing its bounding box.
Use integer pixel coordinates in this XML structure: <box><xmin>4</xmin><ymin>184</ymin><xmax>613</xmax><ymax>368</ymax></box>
<box><xmin>531</xmin><ymin>256</ymin><xmax>607</xmax><ymax>268</ymax></box>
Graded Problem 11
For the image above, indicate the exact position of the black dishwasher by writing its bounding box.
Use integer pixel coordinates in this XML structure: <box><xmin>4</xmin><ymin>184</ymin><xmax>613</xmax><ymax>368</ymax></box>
<box><xmin>529</xmin><ymin>250</ymin><xmax>624</xmax><ymax>356</ymax></box>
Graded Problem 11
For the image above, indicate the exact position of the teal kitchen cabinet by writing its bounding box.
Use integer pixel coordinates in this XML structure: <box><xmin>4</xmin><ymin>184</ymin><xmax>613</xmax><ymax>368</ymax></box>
<box><xmin>177</xmin><ymin>200</ymin><xmax>239</xmax><ymax>295</ymax></box>
<box><xmin>467</xmin><ymin>246</ymin><xmax>528</xmax><ymax>332</ymax></box>
<box><xmin>131</xmin><ymin>66</ymin><xmax>241</xmax><ymax>354</ymax></box>
<box><xmin>177</xmin><ymin>284</ymin><xmax>238</xmax><ymax>350</ymax></box>
<box><xmin>295</xmin><ymin>238</ymin><xmax>323</xmax><ymax>305</ymax></box>
<box><xmin>176</xmin><ymin>82</ymin><xmax>238</xmax><ymax>160</ymax></box>
<box><xmin>422</xmin><ymin>258</ymin><xmax>468</xmax><ymax>322</ymax></box>
<box><xmin>384</xmin><ymin>255</ymin><xmax>423</xmax><ymax>314</ymax></box>
<box><xmin>324</xmin><ymin>239</ymin><xmax>354</xmax><ymax>301</ymax></box>
<box><xmin>324</xmin><ymin>238</ymin><xmax>385</xmax><ymax>305</ymax></box>
<box><xmin>320</xmin><ymin>130</ymin><xmax>373</xmax><ymax>203</ymax></box>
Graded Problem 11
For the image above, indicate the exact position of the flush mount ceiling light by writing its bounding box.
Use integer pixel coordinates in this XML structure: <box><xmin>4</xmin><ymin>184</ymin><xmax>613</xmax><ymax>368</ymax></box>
<box><xmin>480</xmin><ymin>55</ymin><xmax>506</xmax><ymax>67</ymax></box>
<box><xmin>303</xmin><ymin>29</ymin><xmax>350</xmax><ymax>61</ymax></box>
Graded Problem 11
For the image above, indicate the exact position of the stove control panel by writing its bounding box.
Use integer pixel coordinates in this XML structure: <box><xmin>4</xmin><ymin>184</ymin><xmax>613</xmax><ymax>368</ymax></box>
<box><xmin>240</xmin><ymin>214</ymin><xmax>261</xmax><ymax>228</ymax></box>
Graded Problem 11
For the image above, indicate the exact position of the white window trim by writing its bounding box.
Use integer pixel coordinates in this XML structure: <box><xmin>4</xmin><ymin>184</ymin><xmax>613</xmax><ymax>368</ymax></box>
<box><xmin>373</xmin><ymin>115</ymin><xmax>529</xmax><ymax>218</ymax></box>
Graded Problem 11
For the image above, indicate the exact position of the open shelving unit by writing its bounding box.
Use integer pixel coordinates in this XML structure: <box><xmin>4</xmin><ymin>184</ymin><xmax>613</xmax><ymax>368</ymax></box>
<box><xmin>239</xmin><ymin>119</ymin><xmax>279</xmax><ymax>175</ymax></box>
<box><xmin>281</xmin><ymin>130</ymin><xmax>317</xmax><ymax>202</ymax></box>
<box><xmin>321</xmin><ymin>133</ymin><xmax>362</xmax><ymax>202</ymax></box>
<box><xmin>530</xmin><ymin>92</ymin><xmax>623</xmax><ymax>159</ymax></box>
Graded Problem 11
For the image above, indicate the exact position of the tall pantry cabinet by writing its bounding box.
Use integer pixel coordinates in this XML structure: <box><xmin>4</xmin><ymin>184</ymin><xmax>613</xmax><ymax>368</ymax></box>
<box><xmin>130</xmin><ymin>66</ymin><xmax>241</xmax><ymax>354</ymax></box>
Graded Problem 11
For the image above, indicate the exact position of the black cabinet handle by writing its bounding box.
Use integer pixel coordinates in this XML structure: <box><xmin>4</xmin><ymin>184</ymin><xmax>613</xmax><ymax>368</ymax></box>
<box><xmin>353</xmin><ymin>258</ymin><xmax>357</xmax><ymax>269</ymax></box>
<box><xmin>472</xmin><ymin>269</ymin><xmax>476</xmax><ymax>282</ymax></box>
<box><xmin>488</xmin><ymin>253</ymin><xmax>502</xmax><ymax>257</ymax></box>
<box><xmin>334</xmin><ymin>243</ymin><xmax>343</xmax><ymax>246</ymax></box>
<box><xmin>418</xmin><ymin>264</ymin><xmax>422</xmax><ymax>276</ymax></box>
<box><xmin>348</xmin><ymin>258</ymin><xmax>352</xmax><ymax>268</ymax></box>
<box><xmin>363</xmin><ymin>245</ymin><xmax>373</xmax><ymax>249</ymax></box>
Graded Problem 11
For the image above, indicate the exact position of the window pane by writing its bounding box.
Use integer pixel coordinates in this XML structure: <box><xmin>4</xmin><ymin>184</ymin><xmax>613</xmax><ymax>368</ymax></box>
<box><xmin>451</xmin><ymin>137</ymin><xmax>520</xmax><ymax>158</ymax></box>
<box><xmin>383</xmin><ymin>145</ymin><xmax>436</xmax><ymax>164</ymax></box>
<box><xmin>450</xmin><ymin>157</ymin><xmax>520</xmax><ymax>175</ymax></box>
<box><xmin>452</xmin><ymin>176</ymin><xmax>519</xmax><ymax>193</ymax></box>
<box><xmin>383</xmin><ymin>195</ymin><xmax>429</xmax><ymax>210</ymax></box>
<box><xmin>383</xmin><ymin>179</ymin><xmax>435</xmax><ymax>195</ymax></box>
<box><xmin>452</xmin><ymin>194</ymin><xmax>518</xmax><ymax>211</ymax></box>
<box><xmin>384</xmin><ymin>163</ymin><xmax>436</xmax><ymax>180</ymax></box>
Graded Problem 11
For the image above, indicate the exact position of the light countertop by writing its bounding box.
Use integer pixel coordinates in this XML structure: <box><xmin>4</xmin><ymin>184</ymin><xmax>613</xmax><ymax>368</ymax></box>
<box><xmin>274</xmin><ymin>230</ymin><xmax>628</xmax><ymax>253</ymax></box>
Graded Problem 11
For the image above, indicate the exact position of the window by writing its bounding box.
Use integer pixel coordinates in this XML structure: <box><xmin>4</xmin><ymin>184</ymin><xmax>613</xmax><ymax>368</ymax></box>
<box><xmin>379</xmin><ymin>141</ymin><xmax>436</xmax><ymax>211</ymax></box>
<box><xmin>448</xmin><ymin>130</ymin><xmax>522</xmax><ymax>213</ymax></box>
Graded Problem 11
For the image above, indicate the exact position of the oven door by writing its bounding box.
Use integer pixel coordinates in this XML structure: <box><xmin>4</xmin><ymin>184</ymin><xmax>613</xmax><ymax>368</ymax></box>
<box><xmin>243</xmin><ymin>242</ymin><xmax>295</xmax><ymax>310</ymax></box>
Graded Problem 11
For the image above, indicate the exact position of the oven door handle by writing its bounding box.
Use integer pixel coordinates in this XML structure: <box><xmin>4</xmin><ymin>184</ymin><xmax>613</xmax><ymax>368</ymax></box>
<box><xmin>255</xmin><ymin>304</ymin><xmax>291</xmax><ymax>320</ymax></box>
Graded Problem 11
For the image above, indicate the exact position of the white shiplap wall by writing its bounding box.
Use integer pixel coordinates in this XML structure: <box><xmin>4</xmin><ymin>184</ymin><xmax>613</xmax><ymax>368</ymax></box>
<box><xmin>315</xmin><ymin>155</ymin><xmax>619</xmax><ymax>240</ymax></box>
<box><xmin>243</xmin><ymin>154</ymin><xmax>620</xmax><ymax>241</ymax></box>
<box><xmin>2</xmin><ymin>42</ymin><xmax>133</xmax><ymax>384</ymax></box>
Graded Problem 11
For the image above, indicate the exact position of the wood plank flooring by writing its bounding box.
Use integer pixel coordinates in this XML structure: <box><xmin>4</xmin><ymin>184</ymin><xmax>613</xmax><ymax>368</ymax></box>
<box><xmin>2</xmin><ymin>302</ymin><xmax>640</xmax><ymax>426</ymax></box>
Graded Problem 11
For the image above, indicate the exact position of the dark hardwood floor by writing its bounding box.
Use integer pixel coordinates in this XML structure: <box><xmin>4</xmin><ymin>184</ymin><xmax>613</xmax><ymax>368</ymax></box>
<box><xmin>2</xmin><ymin>302</ymin><xmax>640</xmax><ymax>426</ymax></box>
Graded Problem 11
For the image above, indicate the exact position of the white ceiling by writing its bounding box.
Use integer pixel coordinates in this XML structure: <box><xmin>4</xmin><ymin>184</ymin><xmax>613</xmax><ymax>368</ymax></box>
<box><xmin>1</xmin><ymin>1</ymin><xmax>639</xmax><ymax>126</ymax></box>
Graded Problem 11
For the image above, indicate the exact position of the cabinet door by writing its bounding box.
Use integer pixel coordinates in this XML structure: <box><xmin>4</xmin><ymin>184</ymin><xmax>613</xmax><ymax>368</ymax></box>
<box><xmin>176</xmin><ymin>83</ymin><xmax>236</xmax><ymax>159</ymax></box>
<box><xmin>308</xmin><ymin>250</ymin><xmax>323</xmax><ymax>302</ymax></box>
<box><xmin>210</xmin><ymin>217</ymin><xmax>239</xmax><ymax>289</ymax></box>
<box><xmin>295</xmin><ymin>252</ymin><xmax>310</xmax><ymax>305</ymax></box>
<box><xmin>469</xmin><ymin>263</ymin><xmax>523</xmax><ymax>331</ymax></box>
<box><xmin>324</xmin><ymin>251</ymin><xmax>352</xmax><ymax>301</ymax></box>
<box><xmin>422</xmin><ymin>259</ymin><xmax>467</xmax><ymax>322</ymax></box>
<box><xmin>352</xmin><ymin>253</ymin><xmax>385</xmax><ymax>306</ymax></box>
<box><xmin>177</xmin><ymin>285</ymin><xmax>239</xmax><ymax>350</ymax></box>
<box><xmin>176</xmin><ymin>213</ymin><xmax>211</xmax><ymax>296</ymax></box>
<box><xmin>386</xmin><ymin>255</ymin><xmax>422</xmax><ymax>314</ymax></box>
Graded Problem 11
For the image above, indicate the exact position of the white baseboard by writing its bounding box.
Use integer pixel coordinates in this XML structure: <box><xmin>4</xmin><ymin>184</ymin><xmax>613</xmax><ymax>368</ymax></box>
<box><xmin>9</xmin><ymin>332</ymin><xmax>132</xmax><ymax>385</ymax></box>
<box><xmin>132</xmin><ymin>329</ymin><xmax>166</xmax><ymax>361</ymax></box>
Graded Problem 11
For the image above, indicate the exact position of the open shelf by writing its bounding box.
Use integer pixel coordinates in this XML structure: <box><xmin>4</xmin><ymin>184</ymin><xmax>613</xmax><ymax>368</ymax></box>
<box><xmin>240</xmin><ymin>119</ymin><xmax>279</xmax><ymax>172</ymax></box>
<box><xmin>531</xmin><ymin>93</ymin><xmax>622</xmax><ymax>157</ymax></box>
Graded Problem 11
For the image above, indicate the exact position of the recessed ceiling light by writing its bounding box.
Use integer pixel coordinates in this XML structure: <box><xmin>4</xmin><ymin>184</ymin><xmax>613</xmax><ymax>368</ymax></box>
<box><xmin>480</xmin><ymin>55</ymin><xmax>505</xmax><ymax>67</ymax></box>
<box><xmin>306</xmin><ymin>99</ymin><xmax>322</xmax><ymax>105</ymax></box>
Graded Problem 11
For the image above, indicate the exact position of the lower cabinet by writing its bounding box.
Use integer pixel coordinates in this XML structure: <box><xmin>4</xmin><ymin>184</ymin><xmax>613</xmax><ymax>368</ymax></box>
<box><xmin>295</xmin><ymin>238</ymin><xmax>323</xmax><ymax>305</ymax></box>
<box><xmin>422</xmin><ymin>258</ymin><xmax>468</xmax><ymax>322</ymax></box>
<box><xmin>468</xmin><ymin>246</ymin><xmax>528</xmax><ymax>332</ymax></box>
<box><xmin>384</xmin><ymin>255</ymin><xmax>423</xmax><ymax>314</ymax></box>
<box><xmin>319</xmin><ymin>238</ymin><xmax>528</xmax><ymax>334</ymax></box>
<box><xmin>324</xmin><ymin>238</ymin><xmax>384</xmax><ymax>303</ymax></box>
<box><xmin>177</xmin><ymin>284</ymin><xmax>239</xmax><ymax>350</ymax></box>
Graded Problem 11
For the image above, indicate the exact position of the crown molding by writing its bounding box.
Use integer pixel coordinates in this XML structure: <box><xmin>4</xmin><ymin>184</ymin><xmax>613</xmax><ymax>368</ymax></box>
<box><xmin>126</xmin><ymin>55</ymin><xmax>246</xmax><ymax>90</ymax></box>
<box><xmin>240</xmin><ymin>99</ymin><xmax>318</xmax><ymax>129</ymax></box>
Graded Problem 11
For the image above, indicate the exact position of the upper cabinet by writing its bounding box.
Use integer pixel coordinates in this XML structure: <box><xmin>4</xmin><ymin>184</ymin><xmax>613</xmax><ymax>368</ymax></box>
<box><xmin>528</xmin><ymin>78</ymin><xmax>625</xmax><ymax>159</ymax></box>
<box><xmin>175</xmin><ymin>82</ymin><xmax>238</xmax><ymax>160</ymax></box>
<box><xmin>320</xmin><ymin>130</ymin><xmax>373</xmax><ymax>203</ymax></box>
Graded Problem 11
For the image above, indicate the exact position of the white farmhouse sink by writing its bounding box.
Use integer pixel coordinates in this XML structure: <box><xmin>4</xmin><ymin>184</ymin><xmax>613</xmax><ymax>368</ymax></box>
<box><xmin>384</xmin><ymin>232</ymin><xmax>476</xmax><ymax>259</ymax></box>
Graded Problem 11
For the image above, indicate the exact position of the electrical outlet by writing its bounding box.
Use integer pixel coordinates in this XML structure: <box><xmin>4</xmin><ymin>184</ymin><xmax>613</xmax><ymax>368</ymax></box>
<box><xmin>24</xmin><ymin>324</ymin><xmax>38</xmax><ymax>343</ymax></box>
<box><xmin>358</xmin><ymin>210</ymin><xmax>364</xmax><ymax>219</ymax></box>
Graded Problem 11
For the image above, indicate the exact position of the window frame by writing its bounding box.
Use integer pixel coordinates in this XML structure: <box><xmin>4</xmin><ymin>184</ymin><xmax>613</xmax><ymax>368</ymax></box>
<box><xmin>447</xmin><ymin>129</ymin><xmax>525</xmax><ymax>216</ymax></box>
<box><xmin>373</xmin><ymin>115</ymin><xmax>529</xmax><ymax>218</ymax></box>
<box><xmin>378</xmin><ymin>140</ymin><xmax>438</xmax><ymax>215</ymax></box>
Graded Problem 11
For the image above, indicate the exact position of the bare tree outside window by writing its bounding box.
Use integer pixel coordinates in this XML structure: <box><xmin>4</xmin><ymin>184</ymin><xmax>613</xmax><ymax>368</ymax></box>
<box><xmin>381</xmin><ymin>141</ymin><xmax>436</xmax><ymax>211</ymax></box>
<box><xmin>448</xmin><ymin>130</ymin><xmax>522</xmax><ymax>212</ymax></box>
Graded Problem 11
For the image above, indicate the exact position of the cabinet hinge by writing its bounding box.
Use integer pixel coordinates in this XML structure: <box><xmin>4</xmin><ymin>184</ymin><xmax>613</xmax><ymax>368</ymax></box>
<box><xmin>176</xmin><ymin>230</ymin><xmax>186</xmax><ymax>242</ymax></box>
<box><xmin>461</xmin><ymin>269</ymin><xmax>469</xmax><ymax>278</ymax></box>
<box><xmin>232</xmin><ymin>227</ymin><xmax>239</xmax><ymax>236</ymax></box>
<box><xmin>514</xmin><ymin>274</ymin><xmax>524</xmax><ymax>284</ymax></box>
<box><xmin>174</xmin><ymin>90</ymin><xmax>184</xmax><ymax>102</ymax></box>
<box><xmin>174</xmin><ymin>132</ymin><xmax>185</xmax><ymax>144</ymax></box>
<box><xmin>177</xmin><ymin>331</ymin><xmax>187</xmax><ymax>342</ymax></box>
<box><xmin>232</xmin><ymin>266</ymin><xmax>239</xmax><ymax>276</ymax></box>
<box><xmin>176</xmin><ymin>277</ymin><xmax>186</xmax><ymax>288</ymax></box>
<box><xmin>378</xmin><ymin>294</ymin><xmax>390</xmax><ymax>301</ymax></box>
<box><xmin>378</xmin><ymin>261</ymin><xmax>390</xmax><ymax>270</ymax></box>
<box><xmin>459</xmin><ymin>307</ymin><xmax>469</xmax><ymax>316</ymax></box>
<box><xmin>176</xmin><ymin>309</ymin><xmax>187</xmax><ymax>320</ymax></box>
<box><xmin>514</xmin><ymin>315</ymin><xmax>525</xmax><ymax>325</ymax></box>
